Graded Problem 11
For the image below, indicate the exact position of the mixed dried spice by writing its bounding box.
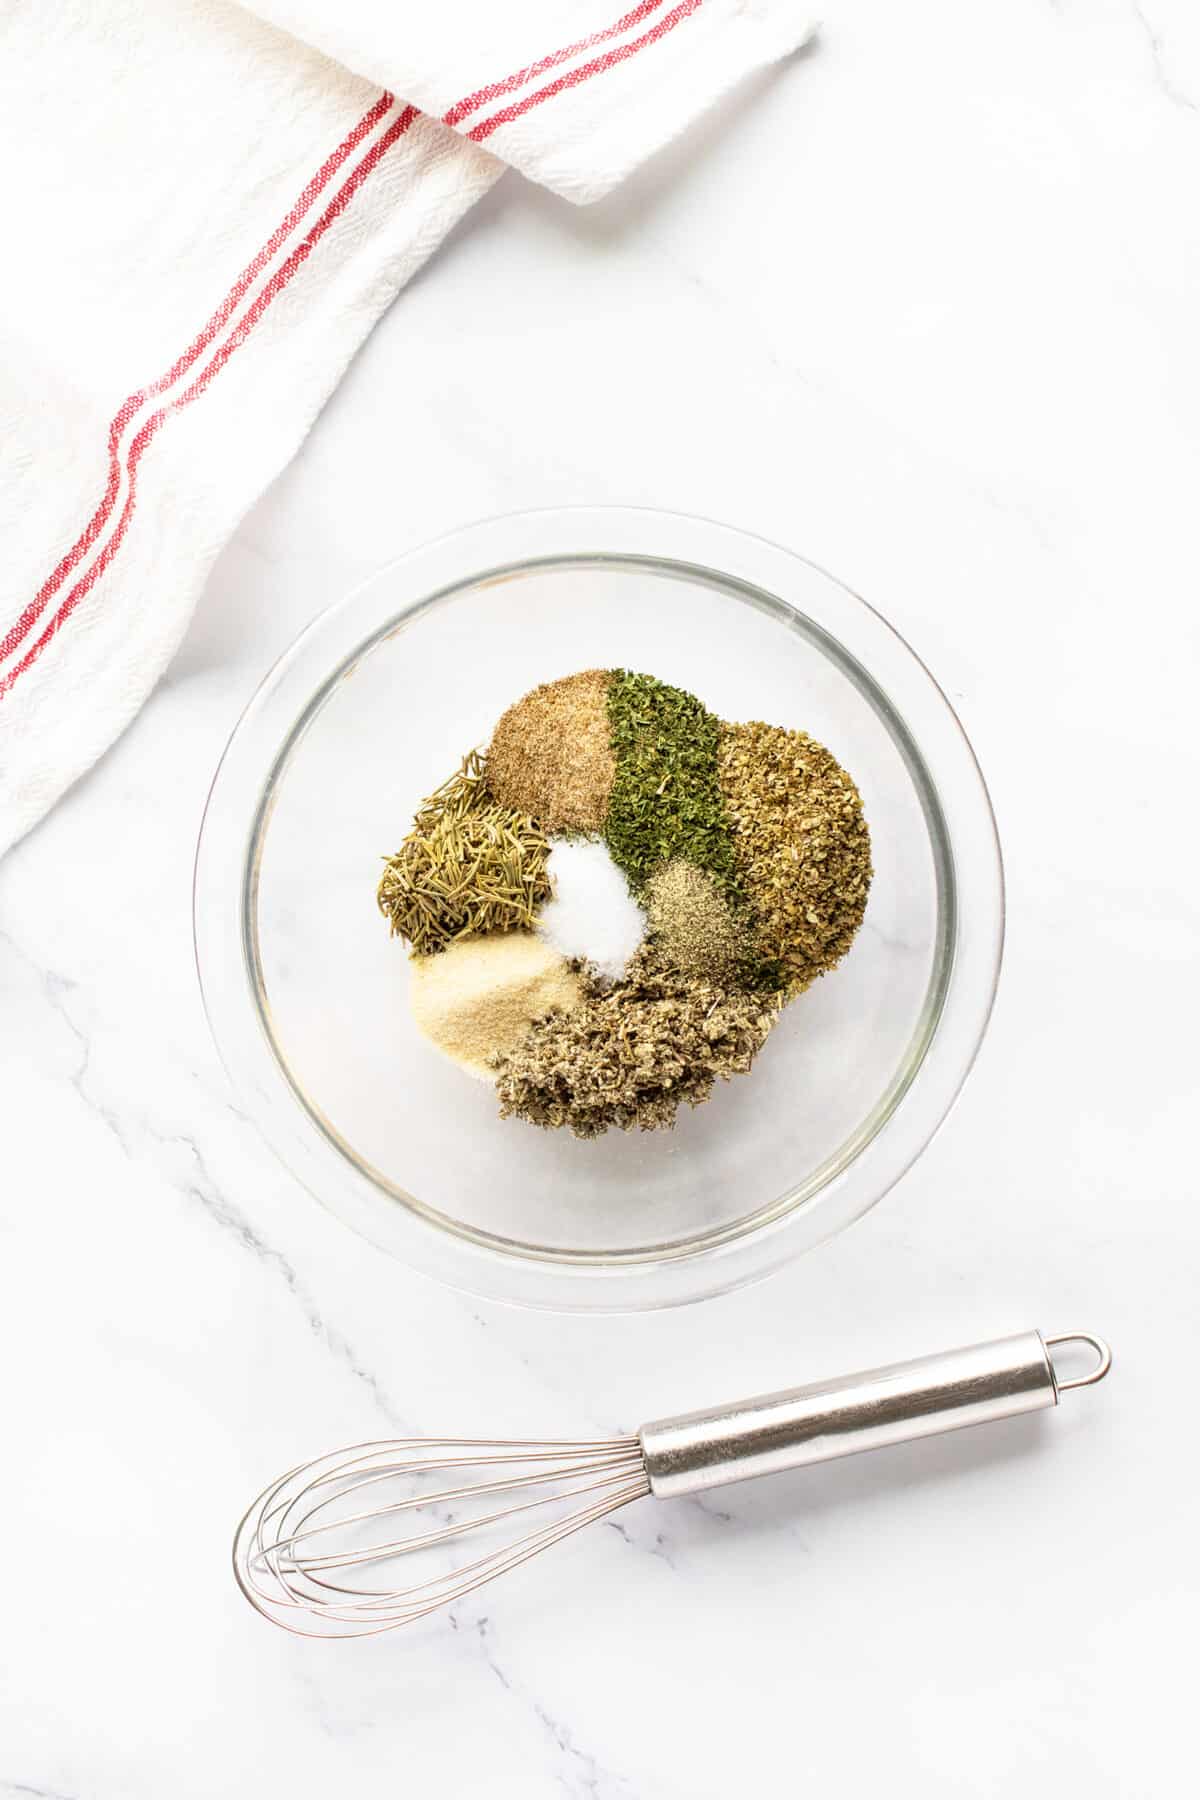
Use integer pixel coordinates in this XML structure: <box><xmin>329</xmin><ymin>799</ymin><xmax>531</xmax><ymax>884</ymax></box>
<box><xmin>378</xmin><ymin>669</ymin><xmax>872</xmax><ymax>1136</ymax></box>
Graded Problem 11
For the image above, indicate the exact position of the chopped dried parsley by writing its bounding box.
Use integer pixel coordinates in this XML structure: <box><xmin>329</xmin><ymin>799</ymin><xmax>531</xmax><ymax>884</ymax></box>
<box><xmin>604</xmin><ymin>671</ymin><xmax>742</xmax><ymax>900</ymax></box>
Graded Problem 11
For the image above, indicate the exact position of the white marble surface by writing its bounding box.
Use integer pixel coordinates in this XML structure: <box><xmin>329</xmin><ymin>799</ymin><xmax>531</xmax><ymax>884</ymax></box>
<box><xmin>3</xmin><ymin>2</ymin><xmax>1199</xmax><ymax>1793</ymax></box>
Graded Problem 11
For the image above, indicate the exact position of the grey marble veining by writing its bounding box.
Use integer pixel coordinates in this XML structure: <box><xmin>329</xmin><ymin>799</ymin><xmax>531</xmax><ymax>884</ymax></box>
<box><xmin>3</xmin><ymin>2</ymin><xmax>1198</xmax><ymax>1795</ymax></box>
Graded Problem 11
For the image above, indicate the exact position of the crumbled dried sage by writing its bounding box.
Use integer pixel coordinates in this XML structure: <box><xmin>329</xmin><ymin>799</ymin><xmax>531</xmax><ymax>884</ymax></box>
<box><xmin>493</xmin><ymin>944</ymin><xmax>781</xmax><ymax>1139</ymax></box>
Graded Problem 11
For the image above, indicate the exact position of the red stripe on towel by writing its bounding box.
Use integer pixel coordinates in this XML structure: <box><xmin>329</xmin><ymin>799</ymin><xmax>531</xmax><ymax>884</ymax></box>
<box><xmin>467</xmin><ymin>0</ymin><xmax>703</xmax><ymax>141</ymax></box>
<box><xmin>0</xmin><ymin>90</ymin><xmax>395</xmax><ymax>671</ymax></box>
<box><xmin>0</xmin><ymin>105</ymin><xmax>418</xmax><ymax>701</ymax></box>
<box><xmin>443</xmin><ymin>0</ymin><xmax>668</xmax><ymax>126</ymax></box>
<box><xmin>4</xmin><ymin>0</ymin><xmax>708</xmax><ymax>700</ymax></box>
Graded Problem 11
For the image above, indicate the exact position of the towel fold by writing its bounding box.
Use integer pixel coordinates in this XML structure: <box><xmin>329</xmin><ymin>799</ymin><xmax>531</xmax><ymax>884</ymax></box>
<box><xmin>0</xmin><ymin>0</ymin><xmax>812</xmax><ymax>855</ymax></box>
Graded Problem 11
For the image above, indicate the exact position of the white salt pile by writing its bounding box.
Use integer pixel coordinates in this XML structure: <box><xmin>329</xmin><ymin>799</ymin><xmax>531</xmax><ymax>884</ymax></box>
<box><xmin>536</xmin><ymin>838</ymin><xmax>645</xmax><ymax>983</ymax></box>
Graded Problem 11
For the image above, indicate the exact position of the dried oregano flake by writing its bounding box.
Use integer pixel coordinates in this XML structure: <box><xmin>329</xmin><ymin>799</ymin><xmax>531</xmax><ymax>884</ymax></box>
<box><xmin>717</xmin><ymin>721</ymin><xmax>872</xmax><ymax>997</ymax></box>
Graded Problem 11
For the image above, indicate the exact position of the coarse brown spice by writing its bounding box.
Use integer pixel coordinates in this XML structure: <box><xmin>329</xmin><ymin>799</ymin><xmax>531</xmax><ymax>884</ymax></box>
<box><xmin>492</xmin><ymin>944</ymin><xmax>781</xmax><ymax>1139</ymax></box>
<box><xmin>717</xmin><ymin>722</ymin><xmax>872</xmax><ymax>997</ymax></box>
<box><xmin>485</xmin><ymin>669</ymin><xmax>615</xmax><ymax>834</ymax></box>
<box><xmin>646</xmin><ymin>858</ymin><xmax>747</xmax><ymax>984</ymax></box>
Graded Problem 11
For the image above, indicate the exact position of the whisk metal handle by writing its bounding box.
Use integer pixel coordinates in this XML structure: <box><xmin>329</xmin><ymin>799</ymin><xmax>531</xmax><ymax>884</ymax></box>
<box><xmin>639</xmin><ymin>1330</ymin><xmax>1110</xmax><ymax>1500</ymax></box>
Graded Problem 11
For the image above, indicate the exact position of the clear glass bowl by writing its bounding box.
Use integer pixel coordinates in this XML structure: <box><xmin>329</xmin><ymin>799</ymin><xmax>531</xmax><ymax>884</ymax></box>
<box><xmin>194</xmin><ymin>509</ymin><xmax>1003</xmax><ymax>1311</ymax></box>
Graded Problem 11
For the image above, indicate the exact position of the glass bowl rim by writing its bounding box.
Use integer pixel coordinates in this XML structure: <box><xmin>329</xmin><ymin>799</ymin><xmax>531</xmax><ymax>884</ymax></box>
<box><xmin>193</xmin><ymin>505</ymin><xmax>1004</xmax><ymax>1312</ymax></box>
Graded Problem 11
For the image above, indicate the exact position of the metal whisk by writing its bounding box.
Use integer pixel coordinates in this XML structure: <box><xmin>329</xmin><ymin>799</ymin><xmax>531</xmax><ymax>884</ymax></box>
<box><xmin>234</xmin><ymin>1328</ymin><xmax>1110</xmax><ymax>1638</ymax></box>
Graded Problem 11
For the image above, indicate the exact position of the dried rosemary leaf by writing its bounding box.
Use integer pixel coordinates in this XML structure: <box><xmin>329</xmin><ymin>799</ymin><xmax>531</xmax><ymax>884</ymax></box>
<box><xmin>377</xmin><ymin>751</ymin><xmax>552</xmax><ymax>955</ymax></box>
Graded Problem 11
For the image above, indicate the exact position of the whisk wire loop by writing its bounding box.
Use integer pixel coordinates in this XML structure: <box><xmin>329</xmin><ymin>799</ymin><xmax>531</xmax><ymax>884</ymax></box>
<box><xmin>234</xmin><ymin>1434</ymin><xmax>649</xmax><ymax>1639</ymax></box>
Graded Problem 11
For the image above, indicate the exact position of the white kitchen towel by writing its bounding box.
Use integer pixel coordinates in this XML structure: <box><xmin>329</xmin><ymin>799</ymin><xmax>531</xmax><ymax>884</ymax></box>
<box><xmin>242</xmin><ymin>0</ymin><xmax>814</xmax><ymax>202</ymax></box>
<box><xmin>0</xmin><ymin>0</ymin><xmax>812</xmax><ymax>857</ymax></box>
